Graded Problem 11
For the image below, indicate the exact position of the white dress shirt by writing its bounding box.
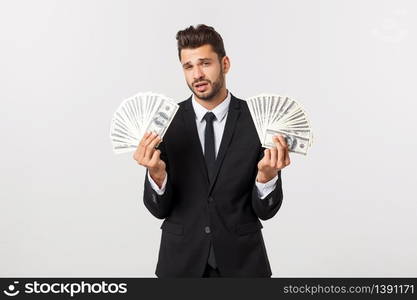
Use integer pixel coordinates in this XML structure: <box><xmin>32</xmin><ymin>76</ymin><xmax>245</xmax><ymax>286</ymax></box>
<box><xmin>147</xmin><ymin>90</ymin><xmax>278</xmax><ymax>199</ymax></box>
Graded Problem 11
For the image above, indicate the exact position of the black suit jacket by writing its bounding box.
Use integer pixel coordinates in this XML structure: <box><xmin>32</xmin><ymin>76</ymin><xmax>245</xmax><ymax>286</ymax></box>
<box><xmin>143</xmin><ymin>93</ymin><xmax>283</xmax><ymax>277</ymax></box>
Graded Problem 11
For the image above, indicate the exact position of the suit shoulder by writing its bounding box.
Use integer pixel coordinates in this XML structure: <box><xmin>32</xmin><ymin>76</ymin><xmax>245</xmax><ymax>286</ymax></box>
<box><xmin>232</xmin><ymin>96</ymin><xmax>251</xmax><ymax>114</ymax></box>
<box><xmin>177</xmin><ymin>98</ymin><xmax>190</xmax><ymax>107</ymax></box>
<box><xmin>231</xmin><ymin>94</ymin><xmax>247</xmax><ymax>102</ymax></box>
<box><xmin>237</xmin><ymin>98</ymin><xmax>248</xmax><ymax>108</ymax></box>
<box><xmin>231</xmin><ymin>94</ymin><xmax>248</xmax><ymax>105</ymax></box>
<box><xmin>167</xmin><ymin>97</ymin><xmax>189</xmax><ymax>126</ymax></box>
<box><xmin>170</xmin><ymin>98</ymin><xmax>189</xmax><ymax>116</ymax></box>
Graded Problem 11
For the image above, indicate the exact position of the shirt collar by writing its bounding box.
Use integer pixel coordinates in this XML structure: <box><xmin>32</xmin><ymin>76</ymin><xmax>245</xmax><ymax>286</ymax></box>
<box><xmin>191</xmin><ymin>90</ymin><xmax>231</xmax><ymax>123</ymax></box>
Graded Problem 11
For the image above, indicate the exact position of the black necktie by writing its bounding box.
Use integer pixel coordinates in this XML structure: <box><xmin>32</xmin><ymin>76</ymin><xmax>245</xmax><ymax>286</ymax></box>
<box><xmin>203</xmin><ymin>111</ymin><xmax>217</xmax><ymax>269</ymax></box>
<box><xmin>203</xmin><ymin>112</ymin><xmax>216</xmax><ymax>181</ymax></box>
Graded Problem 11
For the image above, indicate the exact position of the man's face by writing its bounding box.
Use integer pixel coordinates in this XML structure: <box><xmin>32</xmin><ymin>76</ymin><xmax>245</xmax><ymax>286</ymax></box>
<box><xmin>180</xmin><ymin>44</ymin><xmax>229</xmax><ymax>101</ymax></box>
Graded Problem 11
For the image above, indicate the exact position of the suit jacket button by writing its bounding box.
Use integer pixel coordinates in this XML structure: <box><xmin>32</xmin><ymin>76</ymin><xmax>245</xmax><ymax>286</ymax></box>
<box><xmin>205</xmin><ymin>226</ymin><xmax>211</xmax><ymax>234</ymax></box>
<box><xmin>208</xmin><ymin>197</ymin><xmax>214</xmax><ymax>202</ymax></box>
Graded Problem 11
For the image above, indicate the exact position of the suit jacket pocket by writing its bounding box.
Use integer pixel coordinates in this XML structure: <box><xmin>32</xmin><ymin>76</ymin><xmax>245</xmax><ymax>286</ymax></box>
<box><xmin>235</xmin><ymin>220</ymin><xmax>263</xmax><ymax>236</ymax></box>
<box><xmin>160</xmin><ymin>220</ymin><xmax>184</xmax><ymax>236</ymax></box>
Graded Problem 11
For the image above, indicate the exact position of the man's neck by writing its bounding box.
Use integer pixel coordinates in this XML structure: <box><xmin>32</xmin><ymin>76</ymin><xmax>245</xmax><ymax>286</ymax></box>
<box><xmin>194</xmin><ymin>87</ymin><xmax>228</xmax><ymax>111</ymax></box>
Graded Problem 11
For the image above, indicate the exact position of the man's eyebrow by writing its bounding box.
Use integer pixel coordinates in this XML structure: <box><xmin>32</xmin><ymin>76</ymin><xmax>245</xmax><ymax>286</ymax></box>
<box><xmin>182</xmin><ymin>58</ymin><xmax>213</xmax><ymax>67</ymax></box>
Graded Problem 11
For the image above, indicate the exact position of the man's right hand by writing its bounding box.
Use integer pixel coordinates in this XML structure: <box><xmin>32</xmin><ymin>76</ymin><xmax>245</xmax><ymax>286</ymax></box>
<box><xmin>133</xmin><ymin>131</ymin><xmax>166</xmax><ymax>188</ymax></box>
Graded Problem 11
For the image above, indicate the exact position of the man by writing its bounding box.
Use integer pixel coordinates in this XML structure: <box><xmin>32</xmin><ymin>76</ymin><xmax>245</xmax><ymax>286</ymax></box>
<box><xmin>133</xmin><ymin>24</ymin><xmax>290</xmax><ymax>278</ymax></box>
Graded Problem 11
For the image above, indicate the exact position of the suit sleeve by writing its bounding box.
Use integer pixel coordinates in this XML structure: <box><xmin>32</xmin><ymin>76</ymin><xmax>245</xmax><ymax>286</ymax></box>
<box><xmin>143</xmin><ymin>140</ymin><xmax>174</xmax><ymax>219</ymax></box>
<box><xmin>251</xmin><ymin>147</ymin><xmax>284</xmax><ymax>220</ymax></box>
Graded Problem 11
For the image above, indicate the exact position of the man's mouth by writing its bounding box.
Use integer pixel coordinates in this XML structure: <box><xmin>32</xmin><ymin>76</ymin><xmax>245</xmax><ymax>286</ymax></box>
<box><xmin>195</xmin><ymin>82</ymin><xmax>209</xmax><ymax>92</ymax></box>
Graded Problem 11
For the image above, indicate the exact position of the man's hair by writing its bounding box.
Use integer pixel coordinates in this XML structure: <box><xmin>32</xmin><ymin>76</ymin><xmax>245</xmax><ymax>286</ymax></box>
<box><xmin>176</xmin><ymin>24</ymin><xmax>226</xmax><ymax>62</ymax></box>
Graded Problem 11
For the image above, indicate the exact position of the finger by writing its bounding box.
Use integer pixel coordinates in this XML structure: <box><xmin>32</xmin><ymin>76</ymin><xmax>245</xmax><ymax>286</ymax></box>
<box><xmin>278</xmin><ymin>135</ymin><xmax>290</xmax><ymax>166</ymax></box>
<box><xmin>148</xmin><ymin>134</ymin><xmax>161</xmax><ymax>150</ymax></box>
<box><xmin>134</xmin><ymin>131</ymin><xmax>148</xmax><ymax>161</ymax></box>
<box><xmin>273</xmin><ymin>134</ymin><xmax>283</xmax><ymax>148</ymax></box>
<box><xmin>142</xmin><ymin>132</ymin><xmax>156</xmax><ymax>162</ymax></box>
<box><xmin>139</xmin><ymin>131</ymin><xmax>153</xmax><ymax>147</ymax></box>
<box><xmin>142</xmin><ymin>132</ymin><xmax>157</xmax><ymax>150</ymax></box>
<box><xmin>261</xmin><ymin>148</ymin><xmax>271</xmax><ymax>168</ymax></box>
<box><xmin>274</xmin><ymin>136</ymin><xmax>285</xmax><ymax>168</ymax></box>
<box><xmin>144</xmin><ymin>134</ymin><xmax>161</xmax><ymax>160</ymax></box>
<box><xmin>269</xmin><ymin>147</ymin><xmax>277</xmax><ymax>168</ymax></box>
<box><xmin>284</xmin><ymin>148</ymin><xmax>291</xmax><ymax>166</ymax></box>
<box><xmin>149</xmin><ymin>134</ymin><xmax>162</xmax><ymax>152</ymax></box>
<box><xmin>136</xmin><ymin>131</ymin><xmax>153</xmax><ymax>160</ymax></box>
<box><xmin>277</xmin><ymin>135</ymin><xmax>288</xmax><ymax>149</ymax></box>
<box><xmin>149</xmin><ymin>149</ymin><xmax>161</xmax><ymax>167</ymax></box>
<box><xmin>155</xmin><ymin>137</ymin><xmax>163</xmax><ymax>149</ymax></box>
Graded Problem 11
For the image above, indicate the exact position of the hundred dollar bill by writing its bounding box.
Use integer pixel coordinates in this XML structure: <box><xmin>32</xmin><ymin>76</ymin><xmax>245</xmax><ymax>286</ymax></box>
<box><xmin>272</xmin><ymin>127</ymin><xmax>314</xmax><ymax>147</ymax></box>
<box><xmin>142</xmin><ymin>98</ymin><xmax>179</xmax><ymax>139</ymax></box>
<box><xmin>263</xmin><ymin>128</ymin><xmax>310</xmax><ymax>155</ymax></box>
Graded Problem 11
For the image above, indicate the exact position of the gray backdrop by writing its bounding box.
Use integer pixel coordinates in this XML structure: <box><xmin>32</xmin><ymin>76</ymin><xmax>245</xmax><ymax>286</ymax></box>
<box><xmin>1</xmin><ymin>0</ymin><xmax>416</xmax><ymax>277</ymax></box>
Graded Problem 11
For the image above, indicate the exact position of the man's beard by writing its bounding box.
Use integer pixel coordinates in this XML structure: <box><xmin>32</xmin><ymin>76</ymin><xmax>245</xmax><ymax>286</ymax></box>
<box><xmin>187</xmin><ymin>70</ymin><xmax>225</xmax><ymax>101</ymax></box>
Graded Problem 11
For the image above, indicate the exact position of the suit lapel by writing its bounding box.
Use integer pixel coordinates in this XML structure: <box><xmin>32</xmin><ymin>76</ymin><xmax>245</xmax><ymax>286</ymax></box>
<box><xmin>182</xmin><ymin>97</ymin><xmax>210</xmax><ymax>185</ymax></box>
<box><xmin>208</xmin><ymin>94</ymin><xmax>241</xmax><ymax>195</ymax></box>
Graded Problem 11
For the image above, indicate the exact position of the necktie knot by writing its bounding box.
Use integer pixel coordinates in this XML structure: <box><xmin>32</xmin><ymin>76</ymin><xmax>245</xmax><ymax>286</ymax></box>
<box><xmin>203</xmin><ymin>112</ymin><xmax>216</xmax><ymax>124</ymax></box>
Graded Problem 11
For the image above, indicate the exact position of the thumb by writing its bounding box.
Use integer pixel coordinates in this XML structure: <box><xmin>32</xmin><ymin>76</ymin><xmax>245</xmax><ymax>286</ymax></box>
<box><xmin>259</xmin><ymin>149</ymin><xmax>270</xmax><ymax>167</ymax></box>
<box><xmin>263</xmin><ymin>149</ymin><xmax>271</xmax><ymax>161</ymax></box>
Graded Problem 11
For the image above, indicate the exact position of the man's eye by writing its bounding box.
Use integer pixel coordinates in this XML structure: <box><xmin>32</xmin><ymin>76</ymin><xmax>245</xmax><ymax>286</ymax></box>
<box><xmin>184</xmin><ymin>66</ymin><xmax>192</xmax><ymax>69</ymax></box>
<box><xmin>203</xmin><ymin>62</ymin><xmax>210</xmax><ymax>66</ymax></box>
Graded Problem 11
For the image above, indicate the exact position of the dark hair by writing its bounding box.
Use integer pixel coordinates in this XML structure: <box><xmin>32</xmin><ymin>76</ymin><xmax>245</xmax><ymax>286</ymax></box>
<box><xmin>176</xmin><ymin>24</ymin><xmax>226</xmax><ymax>62</ymax></box>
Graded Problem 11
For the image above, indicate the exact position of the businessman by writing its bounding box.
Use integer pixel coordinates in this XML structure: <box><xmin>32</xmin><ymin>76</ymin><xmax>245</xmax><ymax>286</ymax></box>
<box><xmin>133</xmin><ymin>24</ymin><xmax>290</xmax><ymax>277</ymax></box>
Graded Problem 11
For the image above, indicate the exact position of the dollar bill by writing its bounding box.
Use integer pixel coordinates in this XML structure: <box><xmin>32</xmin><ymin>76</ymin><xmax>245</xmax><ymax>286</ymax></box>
<box><xmin>142</xmin><ymin>98</ymin><xmax>179</xmax><ymax>139</ymax></box>
<box><xmin>110</xmin><ymin>92</ymin><xmax>179</xmax><ymax>154</ymax></box>
<box><xmin>263</xmin><ymin>128</ymin><xmax>310</xmax><ymax>155</ymax></box>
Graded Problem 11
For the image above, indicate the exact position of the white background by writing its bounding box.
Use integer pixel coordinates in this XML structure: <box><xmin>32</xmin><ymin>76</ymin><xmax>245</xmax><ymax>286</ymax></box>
<box><xmin>0</xmin><ymin>0</ymin><xmax>416</xmax><ymax>277</ymax></box>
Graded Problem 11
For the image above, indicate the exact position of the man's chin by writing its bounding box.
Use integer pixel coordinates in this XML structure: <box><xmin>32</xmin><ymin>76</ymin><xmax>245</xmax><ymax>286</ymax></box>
<box><xmin>194</xmin><ymin>89</ymin><xmax>213</xmax><ymax>101</ymax></box>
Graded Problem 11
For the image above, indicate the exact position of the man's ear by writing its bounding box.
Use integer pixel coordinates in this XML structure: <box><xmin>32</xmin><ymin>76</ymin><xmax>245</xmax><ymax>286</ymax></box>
<box><xmin>222</xmin><ymin>56</ymin><xmax>231</xmax><ymax>74</ymax></box>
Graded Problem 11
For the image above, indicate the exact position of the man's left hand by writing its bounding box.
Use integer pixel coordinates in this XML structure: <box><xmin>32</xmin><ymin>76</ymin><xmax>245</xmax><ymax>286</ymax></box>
<box><xmin>256</xmin><ymin>135</ymin><xmax>291</xmax><ymax>183</ymax></box>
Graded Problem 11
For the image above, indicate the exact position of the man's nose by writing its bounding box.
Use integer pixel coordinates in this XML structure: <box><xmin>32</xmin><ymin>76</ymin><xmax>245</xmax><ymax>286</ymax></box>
<box><xmin>193</xmin><ymin>66</ymin><xmax>205</xmax><ymax>80</ymax></box>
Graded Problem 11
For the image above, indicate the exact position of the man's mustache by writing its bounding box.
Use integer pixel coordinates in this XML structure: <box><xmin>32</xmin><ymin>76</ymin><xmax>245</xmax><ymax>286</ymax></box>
<box><xmin>193</xmin><ymin>80</ymin><xmax>211</xmax><ymax>87</ymax></box>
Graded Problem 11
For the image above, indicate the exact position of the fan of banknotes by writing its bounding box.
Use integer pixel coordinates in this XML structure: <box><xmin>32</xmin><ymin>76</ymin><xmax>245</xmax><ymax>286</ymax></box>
<box><xmin>246</xmin><ymin>93</ymin><xmax>313</xmax><ymax>155</ymax></box>
<box><xmin>110</xmin><ymin>91</ymin><xmax>179</xmax><ymax>154</ymax></box>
